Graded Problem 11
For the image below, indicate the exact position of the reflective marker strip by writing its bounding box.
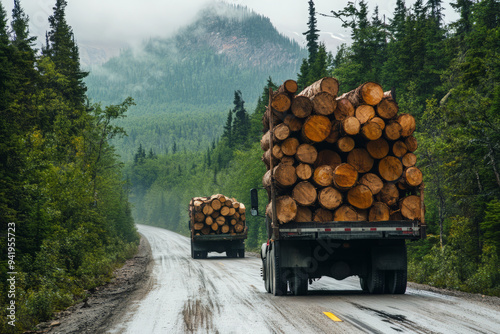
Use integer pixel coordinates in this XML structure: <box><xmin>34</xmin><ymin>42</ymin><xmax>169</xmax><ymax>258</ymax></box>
<box><xmin>324</xmin><ymin>312</ymin><xmax>342</xmax><ymax>322</ymax></box>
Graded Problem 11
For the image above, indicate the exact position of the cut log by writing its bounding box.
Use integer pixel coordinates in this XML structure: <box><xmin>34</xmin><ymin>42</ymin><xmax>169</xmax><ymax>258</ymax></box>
<box><xmin>221</xmin><ymin>225</ymin><xmax>230</xmax><ymax>234</ymax></box>
<box><xmin>357</xmin><ymin>209</ymin><xmax>368</xmax><ymax>221</ymax></box>
<box><xmin>271</xmin><ymin>92</ymin><xmax>291</xmax><ymax>113</ymax></box>
<box><xmin>281</xmin><ymin>156</ymin><xmax>295</xmax><ymax>166</ymax></box>
<box><xmin>392</xmin><ymin>141</ymin><xmax>408</xmax><ymax>158</ymax></box>
<box><xmin>284</xmin><ymin>114</ymin><xmax>302</xmax><ymax>132</ymax></box>
<box><xmin>230</xmin><ymin>218</ymin><xmax>237</xmax><ymax>226</ymax></box>
<box><xmin>220</xmin><ymin>206</ymin><xmax>230</xmax><ymax>216</ymax></box>
<box><xmin>318</xmin><ymin>186</ymin><xmax>343</xmax><ymax>210</ymax></box>
<box><xmin>339</xmin><ymin>82</ymin><xmax>384</xmax><ymax>107</ymax></box>
<box><xmin>281</xmin><ymin>137</ymin><xmax>300</xmax><ymax>156</ymax></box>
<box><xmin>402</xmin><ymin>152</ymin><xmax>417</xmax><ymax>167</ymax></box>
<box><xmin>202</xmin><ymin>205</ymin><xmax>214</xmax><ymax>216</ymax></box>
<box><xmin>369</xmin><ymin>202</ymin><xmax>390</xmax><ymax>221</ymax></box>
<box><xmin>205</xmin><ymin>216</ymin><xmax>214</xmax><ymax>226</ymax></box>
<box><xmin>298</xmin><ymin>77</ymin><xmax>340</xmax><ymax>97</ymax></box>
<box><xmin>263</xmin><ymin>164</ymin><xmax>297</xmax><ymax>188</ymax></box>
<box><xmin>359</xmin><ymin>173</ymin><xmax>384</xmax><ymax>195</ymax></box>
<box><xmin>396</xmin><ymin>113</ymin><xmax>416</xmax><ymax>137</ymax></box>
<box><xmin>269</xmin><ymin>195</ymin><xmax>298</xmax><ymax>223</ymax></box>
<box><xmin>355</xmin><ymin>105</ymin><xmax>376</xmax><ymax>124</ymax></box>
<box><xmin>229</xmin><ymin>207</ymin><xmax>236</xmax><ymax>216</ymax></box>
<box><xmin>405</xmin><ymin>135</ymin><xmax>418</xmax><ymax>152</ymax></box>
<box><xmin>262</xmin><ymin>146</ymin><xmax>281</xmax><ymax>168</ymax></box>
<box><xmin>238</xmin><ymin>203</ymin><xmax>246</xmax><ymax>214</ymax></box>
<box><xmin>341</xmin><ymin>116</ymin><xmax>361</xmax><ymax>136</ymax></box>
<box><xmin>313</xmin><ymin>165</ymin><xmax>334</xmax><ymax>187</ymax></box>
<box><xmin>273</xmin><ymin>123</ymin><xmax>291</xmax><ymax>141</ymax></box>
<box><xmin>378</xmin><ymin>156</ymin><xmax>403</xmax><ymax>182</ymax></box>
<box><xmin>400</xmin><ymin>195</ymin><xmax>421</xmax><ymax>220</ymax></box>
<box><xmin>376</xmin><ymin>97</ymin><xmax>399</xmax><ymax>120</ymax></box>
<box><xmin>211</xmin><ymin>222</ymin><xmax>219</xmax><ymax>231</ymax></box>
<box><xmin>216</xmin><ymin>216</ymin><xmax>226</xmax><ymax>225</ymax></box>
<box><xmin>334</xmin><ymin>205</ymin><xmax>358</xmax><ymax>221</ymax></box>
<box><xmin>371</xmin><ymin>116</ymin><xmax>386</xmax><ymax>130</ymax></box>
<box><xmin>193</xmin><ymin>222</ymin><xmax>204</xmax><ymax>230</ymax></box>
<box><xmin>347</xmin><ymin>148</ymin><xmax>374</xmax><ymax>173</ymax></box>
<box><xmin>296</xmin><ymin>163</ymin><xmax>313</xmax><ymax>180</ymax></box>
<box><xmin>361</xmin><ymin>121</ymin><xmax>383</xmax><ymax>141</ymax></box>
<box><xmin>194</xmin><ymin>212</ymin><xmax>206</xmax><ymax>222</ymax></box>
<box><xmin>310</xmin><ymin>92</ymin><xmax>337</xmax><ymax>116</ymax></box>
<box><xmin>384</xmin><ymin>121</ymin><xmax>402</xmax><ymax>141</ymax></box>
<box><xmin>347</xmin><ymin>184</ymin><xmax>374</xmax><ymax>209</ymax></box>
<box><xmin>302</xmin><ymin>115</ymin><xmax>332</xmax><ymax>142</ymax></box>
<box><xmin>234</xmin><ymin>223</ymin><xmax>245</xmax><ymax>233</ymax></box>
<box><xmin>325</xmin><ymin>120</ymin><xmax>341</xmax><ymax>144</ymax></box>
<box><xmin>295</xmin><ymin>143</ymin><xmax>318</xmax><ymax>164</ymax></box>
<box><xmin>334</xmin><ymin>97</ymin><xmax>355</xmax><ymax>120</ymax></box>
<box><xmin>333</xmin><ymin>163</ymin><xmax>358</xmax><ymax>190</ymax></box>
<box><xmin>377</xmin><ymin>183</ymin><xmax>399</xmax><ymax>206</ymax></box>
<box><xmin>314</xmin><ymin>150</ymin><xmax>342</xmax><ymax>169</ymax></box>
<box><xmin>211</xmin><ymin>210</ymin><xmax>220</xmax><ymax>218</ymax></box>
<box><xmin>291</xmin><ymin>96</ymin><xmax>313</xmax><ymax>118</ymax></box>
<box><xmin>292</xmin><ymin>181</ymin><xmax>317</xmax><ymax>206</ymax></box>
<box><xmin>337</xmin><ymin>136</ymin><xmax>356</xmax><ymax>153</ymax></box>
<box><xmin>295</xmin><ymin>206</ymin><xmax>313</xmax><ymax>222</ymax></box>
<box><xmin>201</xmin><ymin>226</ymin><xmax>211</xmax><ymax>235</ymax></box>
<box><xmin>404</xmin><ymin>166</ymin><xmax>423</xmax><ymax>187</ymax></box>
<box><xmin>278</xmin><ymin>79</ymin><xmax>298</xmax><ymax>94</ymax></box>
<box><xmin>313</xmin><ymin>208</ymin><xmax>334</xmax><ymax>222</ymax></box>
<box><xmin>262</xmin><ymin>111</ymin><xmax>281</xmax><ymax>130</ymax></box>
<box><xmin>366</xmin><ymin>138</ymin><xmax>390</xmax><ymax>159</ymax></box>
<box><xmin>390</xmin><ymin>210</ymin><xmax>403</xmax><ymax>220</ymax></box>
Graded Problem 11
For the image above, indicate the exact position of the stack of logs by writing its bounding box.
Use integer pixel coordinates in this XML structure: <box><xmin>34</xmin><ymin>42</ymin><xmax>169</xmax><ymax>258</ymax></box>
<box><xmin>189</xmin><ymin>194</ymin><xmax>246</xmax><ymax>235</ymax></box>
<box><xmin>262</xmin><ymin>78</ymin><xmax>423</xmax><ymax>223</ymax></box>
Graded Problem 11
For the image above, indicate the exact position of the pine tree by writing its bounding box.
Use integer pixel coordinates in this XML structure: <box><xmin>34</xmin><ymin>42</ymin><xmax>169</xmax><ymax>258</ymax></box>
<box><xmin>303</xmin><ymin>0</ymin><xmax>320</xmax><ymax>62</ymax></box>
<box><xmin>222</xmin><ymin>109</ymin><xmax>233</xmax><ymax>144</ymax></box>
<box><xmin>231</xmin><ymin>90</ymin><xmax>250</xmax><ymax>146</ymax></box>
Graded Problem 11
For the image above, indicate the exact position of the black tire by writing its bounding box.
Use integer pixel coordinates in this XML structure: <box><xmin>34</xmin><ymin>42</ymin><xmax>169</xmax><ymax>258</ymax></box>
<box><xmin>226</xmin><ymin>250</ymin><xmax>237</xmax><ymax>258</ymax></box>
<box><xmin>360</xmin><ymin>276</ymin><xmax>368</xmax><ymax>292</ymax></box>
<box><xmin>290</xmin><ymin>270</ymin><xmax>308</xmax><ymax>296</ymax></box>
<box><xmin>271</xmin><ymin>242</ymin><xmax>287</xmax><ymax>296</ymax></box>
<box><xmin>367</xmin><ymin>268</ymin><xmax>385</xmax><ymax>294</ymax></box>
<box><xmin>238</xmin><ymin>249</ymin><xmax>245</xmax><ymax>258</ymax></box>
<box><xmin>264</xmin><ymin>256</ymin><xmax>271</xmax><ymax>293</ymax></box>
<box><xmin>385</xmin><ymin>269</ymin><xmax>407</xmax><ymax>294</ymax></box>
<box><xmin>190</xmin><ymin>242</ymin><xmax>194</xmax><ymax>259</ymax></box>
<box><xmin>201</xmin><ymin>251</ymin><xmax>208</xmax><ymax>259</ymax></box>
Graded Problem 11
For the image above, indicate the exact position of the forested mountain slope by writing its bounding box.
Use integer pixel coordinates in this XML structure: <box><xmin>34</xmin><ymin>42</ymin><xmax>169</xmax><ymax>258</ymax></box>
<box><xmin>85</xmin><ymin>3</ymin><xmax>306</xmax><ymax>161</ymax></box>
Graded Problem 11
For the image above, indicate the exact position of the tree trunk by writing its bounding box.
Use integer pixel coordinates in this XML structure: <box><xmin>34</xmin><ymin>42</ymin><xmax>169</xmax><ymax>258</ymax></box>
<box><xmin>313</xmin><ymin>165</ymin><xmax>334</xmax><ymax>187</ymax></box>
<box><xmin>355</xmin><ymin>105</ymin><xmax>375</xmax><ymax>124</ymax></box>
<box><xmin>339</xmin><ymin>81</ymin><xmax>384</xmax><ymax>107</ymax></box>
<box><xmin>378</xmin><ymin>156</ymin><xmax>403</xmax><ymax>182</ymax></box>
<box><xmin>278</xmin><ymin>79</ymin><xmax>298</xmax><ymax>94</ymax></box>
<box><xmin>334</xmin><ymin>97</ymin><xmax>355</xmax><ymax>120</ymax></box>
<box><xmin>392</xmin><ymin>140</ymin><xmax>408</xmax><ymax>158</ymax></box>
<box><xmin>318</xmin><ymin>186</ymin><xmax>343</xmax><ymax>210</ymax></box>
<box><xmin>347</xmin><ymin>184</ymin><xmax>374</xmax><ymax>209</ymax></box>
<box><xmin>220</xmin><ymin>206</ymin><xmax>230</xmax><ymax>216</ymax></box>
<box><xmin>402</xmin><ymin>152</ymin><xmax>417</xmax><ymax>167</ymax></box>
<box><xmin>376</xmin><ymin>97</ymin><xmax>398</xmax><ymax>120</ymax></box>
<box><xmin>377</xmin><ymin>183</ymin><xmax>399</xmax><ymax>206</ymax></box>
<box><xmin>267</xmin><ymin>195</ymin><xmax>298</xmax><ymax>223</ymax></box>
<box><xmin>369</xmin><ymin>202</ymin><xmax>390</xmax><ymax>221</ymax></box>
<box><xmin>271</xmin><ymin>92</ymin><xmax>291</xmax><ymax>113</ymax></box>
<box><xmin>366</xmin><ymin>138</ymin><xmax>389</xmax><ymax>159</ymax></box>
<box><xmin>273</xmin><ymin>123</ymin><xmax>291</xmax><ymax>141</ymax></box>
<box><xmin>202</xmin><ymin>205</ymin><xmax>214</xmax><ymax>216</ymax></box>
<box><xmin>291</xmin><ymin>96</ymin><xmax>313</xmax><ymax>118</ymax></box>
<box><xmin>292</xmin><ymin>181</ymin><xmax>317</xmax><ymax>206</ymax></box>
<box><xmin>334</xmin><ymin>205</ymin><xmax>358</xmax><ymax>221</ymax></box>
<box><xmin>341</xmin><ymin>116</ymin><xmax>361</xmax><ymax>136</ymax></box>
<box><xmin>298</xmin><ymin>77</ymin><xmax>340</xmax><ymax>97</ymax></box>
<box><xmin>295</xmin><ymin>143</ymin><xmax>318</xmax><ymax>164</ymax></box>
<box><xmin>296</xmin><ymin>163</ymin><xmax>313</xmax><ymax>180</ymax></box>
<box><xmin>302</xmin><ymin>115</ymin><xmax>332</xmax><ymax>142</ymax></box>
<box><xmin>384</xmin><ymin>121</ymin><xmax>402</xmax><ymax>141</ymax></box>
<box><xmin>400</xmin><ymin>195</ymin><xmax>421</xmax><ymax>220</ymax></box>
<box><xmin>359</xmin><ymin>173</ymin><xmax>384</xmax><ymax>195</ymax></box>
<box><xmin>337</xmin><ymin>136</ymin><xmax>355</xmax><ymax>153</ymax></box>
<box><xmin>333</xmin><ymin>163</ymin><xmax>358</xmax><ymax>190</ymax></box>
<box><xmin>404</xmin><ymin>136</ymin><xmax>418</xmax><ymax>152</ymax></box>
<box><xmin>396</xmin><ymin>113</ymin><xmax>416</xmax><ymax>137</ymax></box>
<box><xmin>313</xmin><ymin>208</ymin><xmax>334</xmax><ymax>222</ymax></box>
<box><xmin>310</xmin><ymin>92</ymin><xmax>337</xmax><ymax>116</ymax></box>
<box><xmin>263</xmin><ymin>164</ymin><xmax>297</xmax><ymax>188</ymax></box>
<box><xmin>404</xmin><ymin>166</ymin><xmax>423</xmax><ymax>187</ymax></box>
<box><xmin>281</xmin><ymin>137</ymin><xmax>300</xmax><ymax>156</ymax></box>
<box><xmin>361</xmin><ymin>121</ymin><xmax>383</xmax><ymax>141</ymax></box>
<box><xmin>347</xmin><ymin>148</ymin><xmax>374</xmax><ymax>173</ymax></box>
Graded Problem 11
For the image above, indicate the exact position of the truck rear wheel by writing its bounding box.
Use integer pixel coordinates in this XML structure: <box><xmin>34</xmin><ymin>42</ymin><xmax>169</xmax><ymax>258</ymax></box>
<box><xmin>264</xmin><ymin>256</ymin><xmax>271</xmax><ymax>293</ymax></box>
<box><xmin>238</xmin><ymin>249</ymin><xmax>245</xmax><ymax>258</ymax></box>
<box><xmin>271</xmin><ymin>242</ymin><xmax>287</xmax><ymax>296</ymax></box>
<box><xmin>290</xmin><ymin>270</ymin><xmax>308</xmax><ymax>296</ymax></box>
<box><xmin>367</xmin><ymin>267</ymin><xmax>385</xmax><ymax>294</ymax></box>
<box><xmin>385</xmin><ymin>269</ymin><xmax>407</xmax><ymax>294</ymax></box>
<box><xmin>226</xmin><ymin>250</ymin><xmax>237</xmax><ymax>258</ymax></box>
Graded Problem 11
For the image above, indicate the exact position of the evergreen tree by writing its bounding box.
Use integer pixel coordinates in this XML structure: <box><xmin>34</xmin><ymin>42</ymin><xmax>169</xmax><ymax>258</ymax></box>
<box><xmin>222</xmin><ymin>109</ymin><xmax>233</xmax><ymax>144</ymax></box>
<box><xmin>303</xmin><ymin>0</ymin><xmax>320</xmax><ymax>62</ymax></box>
<box><xmin>231</xmin><ymin>90</ymin><xmax>250</xmax><ymax>146</ymax></box>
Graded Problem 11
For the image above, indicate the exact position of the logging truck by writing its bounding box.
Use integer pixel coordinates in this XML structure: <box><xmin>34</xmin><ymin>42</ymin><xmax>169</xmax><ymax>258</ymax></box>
<box><xmin>251</xmin><ymin>78</ymin><xmax>426</xmax><ymax>296</ymax></box>
<box><xmin>189</xmin><ymin>195</ymin><xmax>247</xmax><ymax>259</ymax></box>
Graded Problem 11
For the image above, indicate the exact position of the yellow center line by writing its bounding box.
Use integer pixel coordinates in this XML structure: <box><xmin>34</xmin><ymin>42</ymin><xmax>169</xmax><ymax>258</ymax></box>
<box><xmin>324</xmin><ymin>312</ymin><xmax>342</xmax><ymax>322</ymax></box>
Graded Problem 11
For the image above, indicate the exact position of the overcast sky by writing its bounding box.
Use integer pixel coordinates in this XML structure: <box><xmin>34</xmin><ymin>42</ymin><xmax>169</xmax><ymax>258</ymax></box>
<box><xmin>3</xmin><ymin>0</ymin><xmax>459</xmax><ymax>54</ymax></box>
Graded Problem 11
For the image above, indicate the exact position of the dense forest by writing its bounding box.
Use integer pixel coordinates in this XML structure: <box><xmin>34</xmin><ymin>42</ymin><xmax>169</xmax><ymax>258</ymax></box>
<box><xmin>0</xmin><ymin>1</ymin><xmax>138</xmax><ymax>332</ymax></box>
<box><xmin>127</xmin><ymin>0</ymin><xmax>500</xmax><ymax>297</ymax></box>
<box><xmin>85</xmin><ymin>3</ymin><xmax>306</xmax><ymax>161</ymax></box>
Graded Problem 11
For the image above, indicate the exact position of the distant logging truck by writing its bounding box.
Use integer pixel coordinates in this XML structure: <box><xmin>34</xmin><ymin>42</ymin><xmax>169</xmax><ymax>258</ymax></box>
<box><xmin>252</xmin><ymin>78</ymin><xmax>425</xmax><ymax>296</ymax></box>
<box><xmin>189</xmin><ymin>195</ymin><xmax>247</xmax><ymax>258</ymax></box>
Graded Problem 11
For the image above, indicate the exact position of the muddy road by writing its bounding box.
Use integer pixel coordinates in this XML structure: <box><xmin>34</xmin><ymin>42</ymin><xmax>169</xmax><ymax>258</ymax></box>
<box><xmin>105</xmin><ymin>224</ymin><xmax>500</xmax><ymax>333</ymax></box>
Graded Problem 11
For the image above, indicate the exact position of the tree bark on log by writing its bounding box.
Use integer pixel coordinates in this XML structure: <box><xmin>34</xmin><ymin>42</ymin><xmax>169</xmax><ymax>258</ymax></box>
<box><xmin>318</xmin><ymin>186</ymin><xmax>343</xmax><ymax>210</ymax></box>
<box><xmin>339</xmin><ymin>82</ymin><xmax>384</xmax><ymax>107</ymax></box>
<box><xmin>325</xmin><ymin>121</ymin><xmax>341</xmax><ymax>144</ymax></box>
<box><xmin>302</xmin><ymin>115</ymin><xmax>332</xmax><ymax>142</ymax></box>
<box><xmin>292</xmin><ymin>181</ymin><xmax>317</xmax><ymax>206</ymax></box>
<box><xmin>298</xmin><ymin>77</ymin><xmax>340</xmax><ymax>97</ymax></box>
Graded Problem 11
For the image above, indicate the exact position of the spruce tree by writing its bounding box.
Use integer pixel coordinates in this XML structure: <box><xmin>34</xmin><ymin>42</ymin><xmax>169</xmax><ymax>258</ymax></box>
<box><xmin>231</xmin><ymin>90</ymin><xmax>250</xmax><ymax>146</ymax></box>
<box><xmin>303</xmin><ymin>0</ymin><xmax>320</xmax><ymax>62</ymax></box>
